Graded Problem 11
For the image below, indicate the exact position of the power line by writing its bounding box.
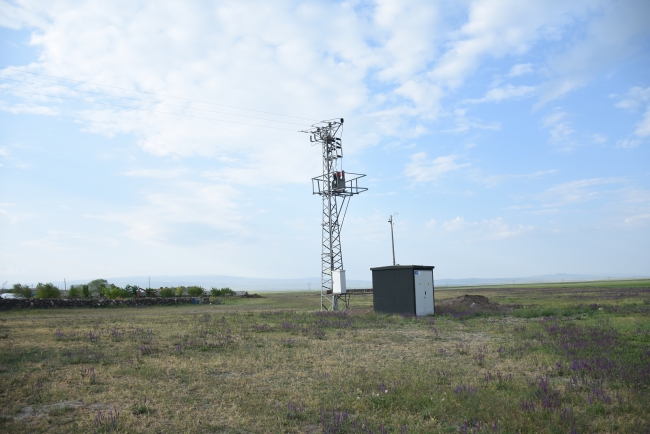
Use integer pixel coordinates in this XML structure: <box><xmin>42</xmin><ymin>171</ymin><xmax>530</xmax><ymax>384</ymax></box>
<box><xmin>0</xmin><ymin>87</ymin><xmax>302</xmax><ymax>132</ymax></box>
<box><xmin>0</xmin><ymin>66</ymin><xmax>320</xmax><ymax>122</ymax></box>
<box><xmin>0</xmin><ymin>76</ymin><xmax>308</xmax><ymax>126</ymax></box>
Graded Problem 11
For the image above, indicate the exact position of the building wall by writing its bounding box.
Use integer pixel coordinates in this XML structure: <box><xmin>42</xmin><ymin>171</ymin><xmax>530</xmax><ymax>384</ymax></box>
<box><xmin>372</xmin><ymin>268</ymin><xmax>416</xmax><ymax>315</ymax></box>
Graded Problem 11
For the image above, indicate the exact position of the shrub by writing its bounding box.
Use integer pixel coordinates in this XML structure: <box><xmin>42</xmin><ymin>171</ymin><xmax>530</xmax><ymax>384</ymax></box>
<box><xmin>187</xmin><ymin>286</ymin><xmax>205</xmax><ymax>296</ymax></box>
<box><xmin>125</xmin><ymin>285</ymin><xmax>139</xmax><ymax>297</ymax></box>
<box><xmin>117</xmin><ymin>289</ymin><xmax>132</xmax><ymax>298</ymax></box>
<box><xmin>101</xmin><ymin>284</ymin><xmax>119</xmax><ymax>299</ymax></box>
<box><xmin>210</xmin><ymin>287</ymin><xmax>235</xmax><ymax>297</ymax></box>
<box><xmin>12</xmin><ymin>283</ymin><xmax>32</xmax><ymax>298</ymax></box>
<box><xmin>160</xmin><ymin>287</ymin><xmax>174</xmax><ymax>297</ymax></box>
<box><xmin>88</xmin><ymin>279</ymin><xmax>108</xmax><ymax>297</ymax></box>
<box><xmin>68</xmin><ymin>285</ymin><xmax>81</xmax><ymax>298</ymax></box>
<box><xmin>98</xmin><ymin>285</ymin><xmax>132</xmax><ymax>299</ymax></box>
<box><xmin>81</xmin><ymin>284</ymin><xmax>90</xmax><ymax>298</ymax></box>
<box><xmin>175</xmin><ymin>286</ymin><xmax>185</xmax><ymax>297</ymax></box>
<box><xmin>35</xmin><ymin>283</ymin><xmax>61</xmax><ymax>299</ymax></box>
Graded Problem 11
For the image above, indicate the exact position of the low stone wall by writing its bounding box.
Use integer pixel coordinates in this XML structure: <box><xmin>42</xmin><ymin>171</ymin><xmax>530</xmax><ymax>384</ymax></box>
<box><xmin>0</xmin><ymin>297</ymin><xmax>211</xmax><ymax>310</ymax></box>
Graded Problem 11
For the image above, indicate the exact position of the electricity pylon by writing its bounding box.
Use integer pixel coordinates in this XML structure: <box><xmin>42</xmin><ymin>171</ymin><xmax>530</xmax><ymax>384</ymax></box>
<box><xmin>303</xmin><ymin>118</ymin><xmax>367</xmax><ymax>310</ymax></box>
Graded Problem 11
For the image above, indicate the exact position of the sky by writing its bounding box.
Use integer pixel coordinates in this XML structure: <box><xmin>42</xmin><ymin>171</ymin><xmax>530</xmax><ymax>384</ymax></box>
<box><xmin>1</xmin><ymin>0</ymin><xmax>649</xmax><ymax>286</ymax></box>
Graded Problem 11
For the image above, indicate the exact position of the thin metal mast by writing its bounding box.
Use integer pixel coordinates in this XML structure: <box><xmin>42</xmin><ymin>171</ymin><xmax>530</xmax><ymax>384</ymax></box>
<box><xmin>303</xmin><ymin>118</ymin><xmax>367</xmax><ymax>311</ymax></box>
<box><xmin>389</xmin><ymin>212</ymin><xmax>397</xmax><ymax>266</ymax></box>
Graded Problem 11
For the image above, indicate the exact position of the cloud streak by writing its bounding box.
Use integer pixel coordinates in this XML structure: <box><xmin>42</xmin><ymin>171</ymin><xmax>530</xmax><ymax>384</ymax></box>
<box><xmin>405</xmin><ymin>153</ymin><xmax>469</xmax><ymax>183</ymax></box>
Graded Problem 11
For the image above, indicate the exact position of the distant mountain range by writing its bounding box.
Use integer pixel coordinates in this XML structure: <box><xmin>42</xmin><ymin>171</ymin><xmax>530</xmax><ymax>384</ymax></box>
<box><xmin>51</xmin><ymin>272</ymin><xmax>649</xmax><ymax>291</ymax></box>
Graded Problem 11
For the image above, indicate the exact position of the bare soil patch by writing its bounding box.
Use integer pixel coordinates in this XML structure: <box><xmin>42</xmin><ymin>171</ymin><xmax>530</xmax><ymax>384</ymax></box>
<box><xmin>436</xmin><ymin>294</ymin><xmax>512</xmax><ymax>314</ymax></box>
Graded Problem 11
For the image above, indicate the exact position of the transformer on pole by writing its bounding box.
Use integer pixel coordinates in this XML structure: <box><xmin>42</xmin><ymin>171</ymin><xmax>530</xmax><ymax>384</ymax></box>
<box><xmin>303</xmin><ymin>118</ymin><xmax>367</xmax><ymax>311</ymax></box>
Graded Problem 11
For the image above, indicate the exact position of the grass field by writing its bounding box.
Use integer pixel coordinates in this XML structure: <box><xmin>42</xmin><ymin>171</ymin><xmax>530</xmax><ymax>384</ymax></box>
<box><xmin>436</xmin><ymin>278</ymin><xmax>650</xmax><ymax>289</ymax></box>
<box><xmin>1</xmin><ymin>284</ymin><xmax>649</xmax><ymax>433</ymax></box>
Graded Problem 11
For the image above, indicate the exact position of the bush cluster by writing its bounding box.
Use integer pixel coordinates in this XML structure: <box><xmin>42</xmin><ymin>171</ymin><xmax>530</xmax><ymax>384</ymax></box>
<box><xmin>159</xmin><ymin>287</ymin><xmax>175</xmax><ymax>297</ymax></box>
<box><xmin>5</xmin><ymin>280</ymin><xmax>223</xmax><ymax>300</ymax></box>
<box><xmin>12</xmin><ymin>283</ymin><xmax>32</xmax><ymax>298</ymax></box>
<box><xmin>35</xmin><ymin>282</ymin><xmax>61</xmax><ymax>299</ymax></box>
<box><xmin>187</xmin><ymin>286</ymin><xmax>205</xmax><ymax>296</ymax></box>
<box><xmin>125</xmin><ymin>285</ymin><xmax>140</xmax><ymax>297</ymax></box>
<box><xmin>101</xmin><ymin>284</ymin><xmax>132</xmax><ymax>299</ymax></box>
<box><xmin>155</xmin><ymin>286</ymin><xmax>191</xmax><ymax>297</ymax></box>
<box><xmin>88</xmin><ymin>279</ymin><xmax>108</xmax><ymax>297</ymax></box>
<box><xmin>210</xmin><ymin>287</ymin><xmax>235</xmax><ymax>297</ymax></box>
<box><xmin>68</xmin><ymin>284</ymin><xmax>90</xmax><ymax>298</ymax></box>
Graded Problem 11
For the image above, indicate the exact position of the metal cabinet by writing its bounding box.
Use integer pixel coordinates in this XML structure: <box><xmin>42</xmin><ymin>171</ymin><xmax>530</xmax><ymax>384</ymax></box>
<box><xmin>371</xmin><ymin>265</ymin><xmax>435</xmax><ymax>316</ymax></box>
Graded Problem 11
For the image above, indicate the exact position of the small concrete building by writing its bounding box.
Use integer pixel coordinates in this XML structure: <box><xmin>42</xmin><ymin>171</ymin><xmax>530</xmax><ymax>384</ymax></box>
<box><xmin>371</xmin><ymin>265</ymin><xmax>435</xmax><ymax>316</ymax></box>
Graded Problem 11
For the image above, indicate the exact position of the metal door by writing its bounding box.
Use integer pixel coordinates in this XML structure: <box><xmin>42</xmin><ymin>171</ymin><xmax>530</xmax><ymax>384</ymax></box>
<box><xmin>414</xmin><ymin>269</ymin><xmax>434</xmax><ymax>316</ymax></box>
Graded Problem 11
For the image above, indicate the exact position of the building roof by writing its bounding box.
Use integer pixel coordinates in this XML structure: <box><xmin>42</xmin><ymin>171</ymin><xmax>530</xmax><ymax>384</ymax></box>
<box><xmin>370</xmin><ymin>265</ymin><xmax>435</xmax><ymax>271</ymax></box>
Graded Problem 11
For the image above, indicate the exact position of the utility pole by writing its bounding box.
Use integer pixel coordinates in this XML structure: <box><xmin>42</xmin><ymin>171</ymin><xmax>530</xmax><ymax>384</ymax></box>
<box><xmin>303</xmin><ymin>119</ymin><xmax>367</xmax><ymax>311</ymax></box>
<box><xmin>388</xmin><ymin>212</ymin><xmax>398</xmax><ymax>266</ymax></box>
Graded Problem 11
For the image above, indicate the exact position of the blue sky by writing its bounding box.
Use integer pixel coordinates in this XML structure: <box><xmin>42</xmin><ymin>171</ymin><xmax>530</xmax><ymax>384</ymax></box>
<box><xmin>1</xmin><ymin>0</ymin><xmax>649</xmax><ymax>285</ymax></box>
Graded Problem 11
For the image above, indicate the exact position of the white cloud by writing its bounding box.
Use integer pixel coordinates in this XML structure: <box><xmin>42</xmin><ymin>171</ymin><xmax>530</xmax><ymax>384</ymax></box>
<box><xmin>0</xmin><ymin>202</ymin><xmax>35</xmax><ymax>225</ymax></box>
<box><xmin>441</xmin><ymin>216</ymin><xmax>533</xmax><ymax>239</ymax></box>
<box><xmin>24</xmin><ymin>230</ymin><xmax>118</xmax><ymax>250</ymax></box>
<box><xmin>536</xmin><ymin>0</ymin><xmax>650</xmax><ymax>106</ymax></box>
<box><xmin>405</xmin><ymin>153</ymin><xmax>469</xmax><ymax>183</ymax></box>
<box><xmin>615</xmin><ymin>138</ymin><xmax>641</xmax><ymax>149</ymax></box>
<box><xmin>634</xmin><ymin>108</ymin><xmax>650</xmax><ymax>138</ymax></box>
<box><xmin>611</xmin><ymin>86</ymin><xmax>650</xmax><ymax>146</ymax></box>
<box><xmin>443</xmin><ymin>216</ymin><xmax>477</xmax><ymax>232</ymax></box>
<box><xmin>592</xmin><ymin>134</ymin><xmax>607</xmax><ymax>144</ymax></box>
<box><xmin>0</xmin><ymin>1</ymin><xmax>370</xmax><ymax>185</ymax></box>
<box><xmin>535</xmin><ymin>177</ymin><xmax>624</xmax><ymax>206</ymax></box>
<box><xmin>122</xmin><ymin>168</ymin><xmax>187</xmax><ymax>179</ymax></box>
<box><xmin>614</xmin><ymin>86</ymin><xmax>650</xmax><ymax>111</ymax></box>
<box><xmin>482</xmin><ymin>217</ymin><xmax>534</xmax><ymax>240</ymax></box>
<box><xmin>468</xmin><ymin>84</ymin><xmax>535</xmax><ymax>104</ymax></box>
<box><xmin>508</xmin><ymin>63</ymin><xmax>534</xmax><ymax>77</ymax></box>
<box><xmin>624</xmin><ymin>213</ymin><xmax>650</xmax><ymax>226</ymax></box>
<box><xmin>443</xmin><ymin>109</ymin><xmax>501</xmax><ymax>133</ymax></box>
<box><xmin>429</xmin><ymin>1</ymin><xmax>597</xmax><ymax>89</ymax></box>
<box><xmin>88</xmin><ymin>181</ymin><xmax>243</xmax><ymax>245</ymax></box>
<box><xmin>0</xmin><ymin>101</ymin><xmax>60</xmax><ymax>116</ymax></box>
<box><xmin>541</xmin><ymin>111</ymin><xmax>575</xmax><ymax>147</ymax></box>
<box><xmin>1</xmin><ymin>0</ymin><xmax>638</xmax><ymax>163</ymax></box>
<box><xmin>475</xmin><ymin>169</ymin><xmax>557</xmax><ymax>188</ymax></box>
<box><xmin>0</xmin><ymin>1</ymin><xmax>46</xmax><ymax>29</ymax></box>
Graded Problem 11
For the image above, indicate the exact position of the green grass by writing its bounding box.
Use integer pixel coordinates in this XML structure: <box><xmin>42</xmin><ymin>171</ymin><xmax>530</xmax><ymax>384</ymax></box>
<box><xmin>437</xmin><ymin>278</ymin><xmax>650</xmax><ymax>290</ymax></box>
<box><xmin>0</xmin><ymin>287</ymin><xmax>648</xmax><ymax>433</ymax></box>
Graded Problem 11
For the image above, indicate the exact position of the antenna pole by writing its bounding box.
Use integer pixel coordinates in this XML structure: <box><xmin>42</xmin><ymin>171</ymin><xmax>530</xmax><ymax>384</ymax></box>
<box><xmin>389</xmin><ymin>212</ymin><xmax>397</xmax><ymax>266</ymax></box>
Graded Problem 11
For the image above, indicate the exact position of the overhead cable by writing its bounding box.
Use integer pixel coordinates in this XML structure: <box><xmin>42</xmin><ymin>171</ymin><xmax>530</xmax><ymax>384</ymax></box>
<box><xmin>0</xmin><ymin>66</ymin><xmax>320</xmax><ymax>122</ymax></box>
<box><xmin>0</xmin><ymin>76</ymin><xmax>308</xmax><ymax>126</ymax></box>
<box><xmin>0</xmin><ymin>87</ymin><xmax>303</xmax><ymax>132</ymax></box>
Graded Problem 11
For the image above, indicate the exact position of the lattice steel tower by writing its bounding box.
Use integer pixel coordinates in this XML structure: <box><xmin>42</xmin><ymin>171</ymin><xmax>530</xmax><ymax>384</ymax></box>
<box><xmin>304</xmin><ymin>118</ymin><xmax>366</xmax><ymax>311</ymax></box>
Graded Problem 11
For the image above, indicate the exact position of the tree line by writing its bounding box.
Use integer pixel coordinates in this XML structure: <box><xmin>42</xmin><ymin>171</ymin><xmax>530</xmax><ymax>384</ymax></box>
<box><xmin>6</xmin><ymin>280</ymin><xmax>235</xmax><ymax>299</ymax></box>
